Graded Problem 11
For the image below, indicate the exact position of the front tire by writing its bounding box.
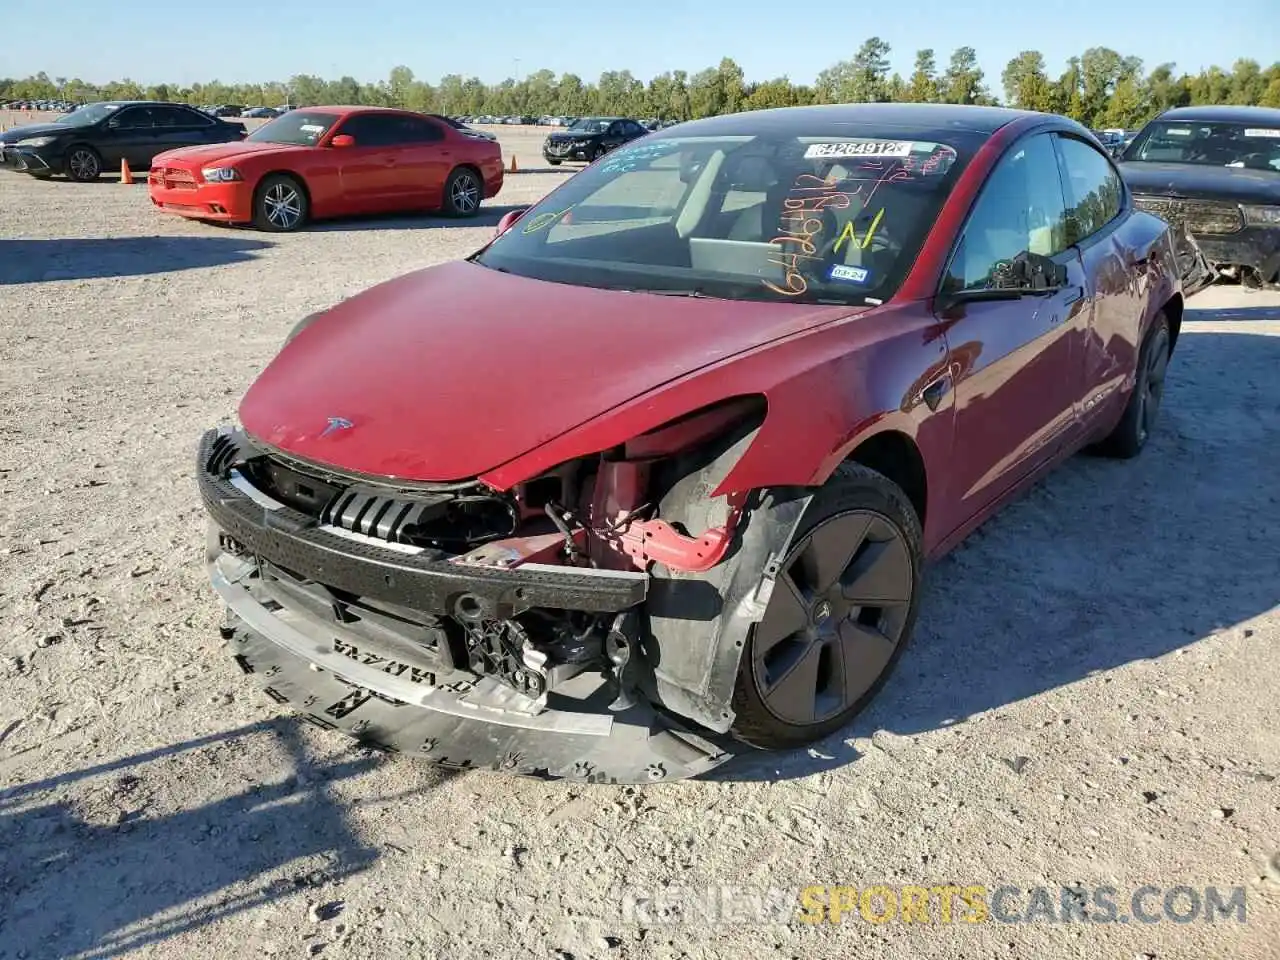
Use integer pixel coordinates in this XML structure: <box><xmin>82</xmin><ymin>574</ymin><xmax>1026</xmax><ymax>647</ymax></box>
<box><xmin>442</xmin><ymin>167</ymin><xmax>482</xmax><ymax>217</ymax></box>
<box><xmin>547</xmin><ymin>159</ymin><xmax>562</xmax><ymax>166</ymax></box>
<box><xmin>253</xmin><ymin>174</ymin><xmax>309</xmax><ymax>232</ymax></box>
<box><xmin>730</xmin><ymin>463</ymin><xmax>923</xmax><ymax>750</ymax></box>
<box><xmin>64</xmin><ymin>145</ymin><xmax>102</xmax><ymax>182</ymax></box>
<box><xmin>1093</xmin><ymin>312</ymin><xmax>1171</xmax><ymax>459</ymax></box>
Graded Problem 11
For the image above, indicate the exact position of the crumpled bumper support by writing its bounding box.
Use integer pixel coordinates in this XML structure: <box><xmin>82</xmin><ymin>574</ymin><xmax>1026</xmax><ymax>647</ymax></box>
<box><xmin>198</xmin><ymin>428</ymin><xmax>734</xmax><ymax>782</ymax></box>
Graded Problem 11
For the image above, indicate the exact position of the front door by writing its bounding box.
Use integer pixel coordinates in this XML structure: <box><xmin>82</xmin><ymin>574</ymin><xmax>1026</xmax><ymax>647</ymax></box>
<box><xmin>938</xmin><ymin>131</ymin><xmax>1089</xmax><ymax>525</ymax></box>
<box><xmin>329</xmin><ymin>113</ymin><xmax>408</xmax><ymax>209</ymax></box>
<box><xmin>98</xmin><ymin>106</ymin><xmax>158</xmax><ymax>169</ymax></box>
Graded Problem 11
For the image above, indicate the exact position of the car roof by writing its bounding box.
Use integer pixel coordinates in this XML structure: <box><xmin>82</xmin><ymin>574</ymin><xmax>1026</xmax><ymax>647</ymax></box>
<box><xmin>1155</xmin><ymin>104</ymin><xmax>1280</xmax><ymax>124</ymax></box>
<box><xmin>662</xmin><ymin>102</ymin><xmax>1053</xmax><ymax>138</ymax></box>
<box><xmin>295</xmin><ymin>105</ymin><xmax>420</xmax><ymax>117</ymax></box>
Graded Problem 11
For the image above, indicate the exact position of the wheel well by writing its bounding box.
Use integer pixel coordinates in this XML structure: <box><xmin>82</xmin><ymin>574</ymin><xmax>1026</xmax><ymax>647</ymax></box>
<box><xmin>845</xmin><ymin>431</ymin><xmax>928</xmax><ymax>527</ymax></box>
<box><xmin>1162</xmin><ymin>292</ymin><xmax>1183</xmax><ymax>352</ymax></box>
<box><xmin>452</xmin><ymin>162</ymin><xmax>483</xmax><ymax>182</ymax></box>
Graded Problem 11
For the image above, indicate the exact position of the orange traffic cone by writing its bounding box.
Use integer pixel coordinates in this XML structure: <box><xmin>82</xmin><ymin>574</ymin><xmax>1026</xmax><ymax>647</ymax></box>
<box><xmin>508</xmin><ymin>154</ymin><xmax>518</xmax><ymax>173</ymax></box>
<box><xmin>120</xmin><ymin>159</ymin><xmax>134</xmax><ymax>184</ymax></box>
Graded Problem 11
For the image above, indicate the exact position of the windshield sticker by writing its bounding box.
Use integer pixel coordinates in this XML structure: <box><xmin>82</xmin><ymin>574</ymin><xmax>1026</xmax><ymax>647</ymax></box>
<box><xmin>833</xmin><ymin>208</ymin><xmax>886</xmax><ymax>254</ymax></box>
<box><xmin>1165</xmin><ymin>127</ymin><xmax>1192</xmax><ymax>136</ymax></box>
<box><xmin>804</xmin><ymin>140</ymin><xmax>913</xmax><ymax>160</ymax></box>
<box><xmin>830</xmin><ymin>264</ymin><xmax>870</xmax><ymax>283</ymax></box>
<box><xmin>1244</xmin><ymin>128</ymin><xmax>1280</xmax><ymax>138</ymax></box>
<box><xmin>598</xmin><ymin>141</ymin><xmax>677</xmax><ymax>174</ymax></box>
<box><xmin>520</xmin><ymin>205</ymin><xmax>574</xmax><ymax>233</ymax></box>
<box><xmin>299</xmin><ymin>123</ymin><xmax>326</xmax><ymax>134</ymax></box>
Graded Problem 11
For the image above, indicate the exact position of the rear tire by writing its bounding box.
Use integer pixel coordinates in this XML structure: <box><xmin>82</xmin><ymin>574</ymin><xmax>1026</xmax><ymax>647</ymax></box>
<box><xmin>1093</xmin><ymin>312</ymin><xmax>1171</xmax><ymax>459</ymax></box>
<box><xmin>442</xmin><ymin>167</ymin><xmax>482</xmax><ymax>217</ymax></box>
<box><xmin>730</xmin><ymin>463</ymin><xmax>923</xmax><ymax>750</ymax></box>
<box><xmin>253</xmin><ymin>173</ymin><xmax>309</xmax><ymax>232</ymax></box>
<box><xmin>64</xmin><ymin>145</ymin><xmax>102</xmax><ymax>182</ymax></box>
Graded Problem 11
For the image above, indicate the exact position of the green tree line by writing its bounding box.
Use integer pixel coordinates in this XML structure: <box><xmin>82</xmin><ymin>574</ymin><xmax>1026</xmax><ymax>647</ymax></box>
<box><xmin>5</xmin><ymin>40</ymin><xmax>1280</xmax><ymax>129</ymax></box>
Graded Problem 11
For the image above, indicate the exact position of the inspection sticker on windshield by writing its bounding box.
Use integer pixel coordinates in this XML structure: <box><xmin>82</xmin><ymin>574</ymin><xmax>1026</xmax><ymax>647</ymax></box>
<box><xmin>299</xmin><ymin>124</ymin><xmax>326</xmax><ymax>134</ymax></box>
<box><xmin>829</xmin><ymin>264</ymin><xmax>871</xmax><ymax>283</ymax></box>
<box><xmin>1244</xmin><ymin>128</ymin><xmax>1280</xmax><ymax>138</ymax></box>
<box><xmin>805</xmin><ymin>140</ymin><xmax>913</xmax><ymax>159</ymax></box>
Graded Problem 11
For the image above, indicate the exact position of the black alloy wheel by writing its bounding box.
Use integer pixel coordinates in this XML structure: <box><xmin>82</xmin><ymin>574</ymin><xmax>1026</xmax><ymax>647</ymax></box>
<box><xmin>732</xmin><ymin>464</ymin><xmax>922</xmax><ymax>749</ymax></box>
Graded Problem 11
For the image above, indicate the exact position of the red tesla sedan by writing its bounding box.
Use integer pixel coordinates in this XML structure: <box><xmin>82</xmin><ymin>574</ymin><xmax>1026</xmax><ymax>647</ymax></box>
<box><xmin>148</xmin><ymin>106</ymin><xmax>504</xmax><ymax>231</ymax></box>
<box><xmin>196</xmin><ymin>104</ymin><xmax>1211</xmax><ymax>782</ymax></box>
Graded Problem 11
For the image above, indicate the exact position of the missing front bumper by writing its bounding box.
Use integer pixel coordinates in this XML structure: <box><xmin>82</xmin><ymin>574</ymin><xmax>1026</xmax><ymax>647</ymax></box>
<box><xmin>211</xmin><ymin>548</ymin><xmax>732</xmax><ymax>782</ymax></box>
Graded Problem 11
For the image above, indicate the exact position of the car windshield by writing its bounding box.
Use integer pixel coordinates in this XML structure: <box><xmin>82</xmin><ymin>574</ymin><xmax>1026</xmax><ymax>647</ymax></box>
<box><xmin>1123</xmin><ymin>121</ymin><xmax>1280</xmax><ymax>172</ymax></box>
<box><xmin>55</xmin><ymin>103</ymin><xmax>120</xmax><ymax>126</ymax></box>
<box><xmin>473</xmin><ymin>131</ymin><xmax>972</xmax><ymax>306</ymax></box>
<box><xmin>246</xmin><ymin>111</ymin><xmax>340</xmax><ymax>146</ymax></box>
<box><xmin>568</xmin><ymin>119</ymin><xmax>612</xmax><ymax>134</ymax></box>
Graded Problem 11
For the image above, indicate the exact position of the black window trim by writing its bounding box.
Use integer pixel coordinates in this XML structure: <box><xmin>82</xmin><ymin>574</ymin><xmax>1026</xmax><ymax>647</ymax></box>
<box><xmin>108</xmin><ymin>106</ymin><xmax>150</xmax><ymax>130</ymax></box>
<box><xmin>933</xmin><ymin>126</ymin><xmax>1073</xmax><ymax>302</ymax></box>
<box><xmin>174</xmin><ymin>104</ymin><xmax>215</xmax><ymax>127</ymax></box>
<box><xmin>1049</xmin><ymin>131</ymin><xmax>1130</xmax><ymax>252</ymax></box>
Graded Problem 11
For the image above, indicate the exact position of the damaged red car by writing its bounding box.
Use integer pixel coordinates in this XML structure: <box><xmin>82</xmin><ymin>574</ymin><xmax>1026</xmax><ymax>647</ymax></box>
<box><xmin>198</xmin><ymin>104</ymin><xmax>1209</xmax><ymax>782</ymax></box>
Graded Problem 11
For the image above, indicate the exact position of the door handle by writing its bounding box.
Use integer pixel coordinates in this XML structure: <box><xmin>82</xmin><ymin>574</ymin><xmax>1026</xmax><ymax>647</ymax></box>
<box><xmin>917</xmin><ymin>372</ymin><xmax>952</xmax><ymax>412</ymax></box>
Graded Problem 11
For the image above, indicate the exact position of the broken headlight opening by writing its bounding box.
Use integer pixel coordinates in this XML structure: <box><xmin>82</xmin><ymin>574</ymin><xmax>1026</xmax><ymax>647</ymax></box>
<box><xmin>201</xmin><ymin>394</ymin><xmax>767</xmax><ymax>708</ymax></box>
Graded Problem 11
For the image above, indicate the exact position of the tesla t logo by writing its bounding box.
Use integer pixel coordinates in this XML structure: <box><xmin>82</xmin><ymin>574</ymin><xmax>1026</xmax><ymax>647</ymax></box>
<box><xmin>319</xmin><ymin>416</ymin><xmax>354</xmax><ymax>438</ymax></box>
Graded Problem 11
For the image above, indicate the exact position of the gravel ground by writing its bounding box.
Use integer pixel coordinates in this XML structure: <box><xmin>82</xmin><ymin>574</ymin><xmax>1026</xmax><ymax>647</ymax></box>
<box><xmin>1</xmin><ymin>131</ymin><xmax>1278</xmax><ymax>960</ymax></box>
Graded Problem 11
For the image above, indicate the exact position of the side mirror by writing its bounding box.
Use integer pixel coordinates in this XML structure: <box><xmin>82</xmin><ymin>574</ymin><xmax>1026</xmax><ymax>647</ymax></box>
<box><xmin>329</xmin><ymin>134</ymin><xmax>355</xmax><ymax>148</ymax></box>
<box><xmin>494</xmin><ymin>207</ymin><xmax>529</xmax><ymax>236</ymax></box>
<box><xmin>106</xmin><ymin>117</ymin><xmax>120</xmax><ymax>129</ymax></box>
<box><xmin>936</xmin><ymin>253</ymin><xmax>1067</xmax><ymax>315</ymax></box>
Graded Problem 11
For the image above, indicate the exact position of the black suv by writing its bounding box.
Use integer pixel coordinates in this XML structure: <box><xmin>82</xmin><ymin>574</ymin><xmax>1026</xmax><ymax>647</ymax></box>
<box><xmin>1119</xmin><ymin>105</ymin><xmax>1280</xmax><ymax>288</ymax></box>
<box><xmin>542</xmin><ymin>117</ymin><xmax>648</xmax><ymax>165</ymax></box>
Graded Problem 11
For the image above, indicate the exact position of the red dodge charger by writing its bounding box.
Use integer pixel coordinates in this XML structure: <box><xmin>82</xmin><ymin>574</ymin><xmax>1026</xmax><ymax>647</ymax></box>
<box><xmin>197</xmin><ymin>104</ymin><xmax>1212</xmax><ymax>782</ymax></box>
<box><xmin>149</xmin><ymin>106</ymin><xmax>504</xmax><ymax>230</ymax></box>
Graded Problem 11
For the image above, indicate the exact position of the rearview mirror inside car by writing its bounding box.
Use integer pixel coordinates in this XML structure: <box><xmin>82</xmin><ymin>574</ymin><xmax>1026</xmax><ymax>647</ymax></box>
<box><xmin>494</xmin><ymin>207</ymin><xmax>529</xmax><ymax>237</ymax></box>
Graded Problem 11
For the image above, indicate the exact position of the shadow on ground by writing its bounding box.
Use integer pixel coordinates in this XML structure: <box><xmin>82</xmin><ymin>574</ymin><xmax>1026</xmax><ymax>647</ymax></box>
<box><xmin>0</xmin><ymin>718</ymin><xmax>452</xmax><ymax>959</ymax></box>
<box><xmin>709</xmin><ymin>326</ymin><xmax>1280</xmax><ymax>782</ymax></box>
<box><xmin>301</xmin><ymin>202</ymin><xmax>532</xmax><ymax>233</ymax></box>
<box><xmin>0</xmin><ymin>236</ymin><xmax>274</xmax><ymax>284</ymax></box>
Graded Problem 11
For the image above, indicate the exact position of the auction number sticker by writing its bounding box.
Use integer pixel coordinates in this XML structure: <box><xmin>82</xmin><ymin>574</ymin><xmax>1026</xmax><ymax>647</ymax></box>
<box><xmin>804</xmin><ymin>140</ymin><xmax>913</xmax><ymax>159</ymax></box>
<box><xmin>1244</xmin><ymin>128</ymin><xmax>1280</xmax><ymax>138</ymax></box>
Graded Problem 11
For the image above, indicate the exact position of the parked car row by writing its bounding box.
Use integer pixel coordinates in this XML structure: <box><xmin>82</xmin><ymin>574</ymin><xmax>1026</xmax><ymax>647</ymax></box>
<box><xmin>2</xmin><ymin>98</ymin><xmax>1276</xmax><ymax>286</ymax></box>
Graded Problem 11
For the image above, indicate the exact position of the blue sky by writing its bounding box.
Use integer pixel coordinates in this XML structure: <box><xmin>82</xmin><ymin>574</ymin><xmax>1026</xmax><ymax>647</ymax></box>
<box><xmin>4</xmin><ymin>0</ymin><xmax>1274</xmax><ymax>89</ymax></box>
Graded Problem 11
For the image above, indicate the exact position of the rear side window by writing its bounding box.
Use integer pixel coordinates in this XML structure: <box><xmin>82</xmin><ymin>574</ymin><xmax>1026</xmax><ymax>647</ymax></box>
<box><xmin>943</xmin><ymin>133</ymin><xmax>1070</xmax><ymax>292</ymax></box>
<box><xmin>1055</xmin><ymin>136</ymin><xmax>1124</xmax><ymax>243</ymax></box>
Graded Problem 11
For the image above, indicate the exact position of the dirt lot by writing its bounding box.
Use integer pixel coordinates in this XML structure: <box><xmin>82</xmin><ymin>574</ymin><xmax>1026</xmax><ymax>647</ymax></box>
<box><xmin>1</xmin><ymin>128</ymin><xmax>1278</xmax><ymax>960</ymax></box>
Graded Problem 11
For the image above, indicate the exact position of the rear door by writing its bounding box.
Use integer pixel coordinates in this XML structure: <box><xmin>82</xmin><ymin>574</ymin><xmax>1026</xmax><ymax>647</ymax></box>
<box><xmin>1052</xmin><ymin>133</ymin><xmax>1142</xmax><ymax>427</ymax></box>
<box><xmin>386</xmin><ymin>114</ymin><xmax>451</xmax><ymax>207</ymax></box>
<box><xmin>329</xmin><ymin>113</ymin><xmax>404</xmax><ymax>208</ymax></box>
<box><xmin>937</xmin><ymin>131</ymin><xmax>1089</xmax><ymax>524</ymax></box>
<box><xmin>147</xmin><ymin>105</ymin><xmax>216</xmax><ymax>158</ymax></box>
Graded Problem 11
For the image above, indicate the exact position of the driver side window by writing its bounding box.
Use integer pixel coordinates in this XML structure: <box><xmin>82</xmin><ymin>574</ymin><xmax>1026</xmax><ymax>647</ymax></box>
<box><xmin>944</xmin><ymin>133</ymin><xmax>1069</xmax><ymax>292</ymax></box>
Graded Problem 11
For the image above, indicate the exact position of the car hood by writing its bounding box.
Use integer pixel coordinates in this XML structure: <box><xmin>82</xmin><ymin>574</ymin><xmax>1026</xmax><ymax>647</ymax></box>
<box><xmin>153</xmin><ymin>140</ymin><xmax>294</xmax><ymax>167</ymax></box>
<box><xmin>0</xmin><ymin>121</ymin><xmax>74</xmax><ymax>142</ymax></box>
<box><xmin>239</xmin><ymin>260</ymin><xmax>858</xmax><ymax>482</ymax></box>
<box><xmin>1119</xmin><ymin>161</ymin><xmax>1280</xmax><ymax>203</ymax></box>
